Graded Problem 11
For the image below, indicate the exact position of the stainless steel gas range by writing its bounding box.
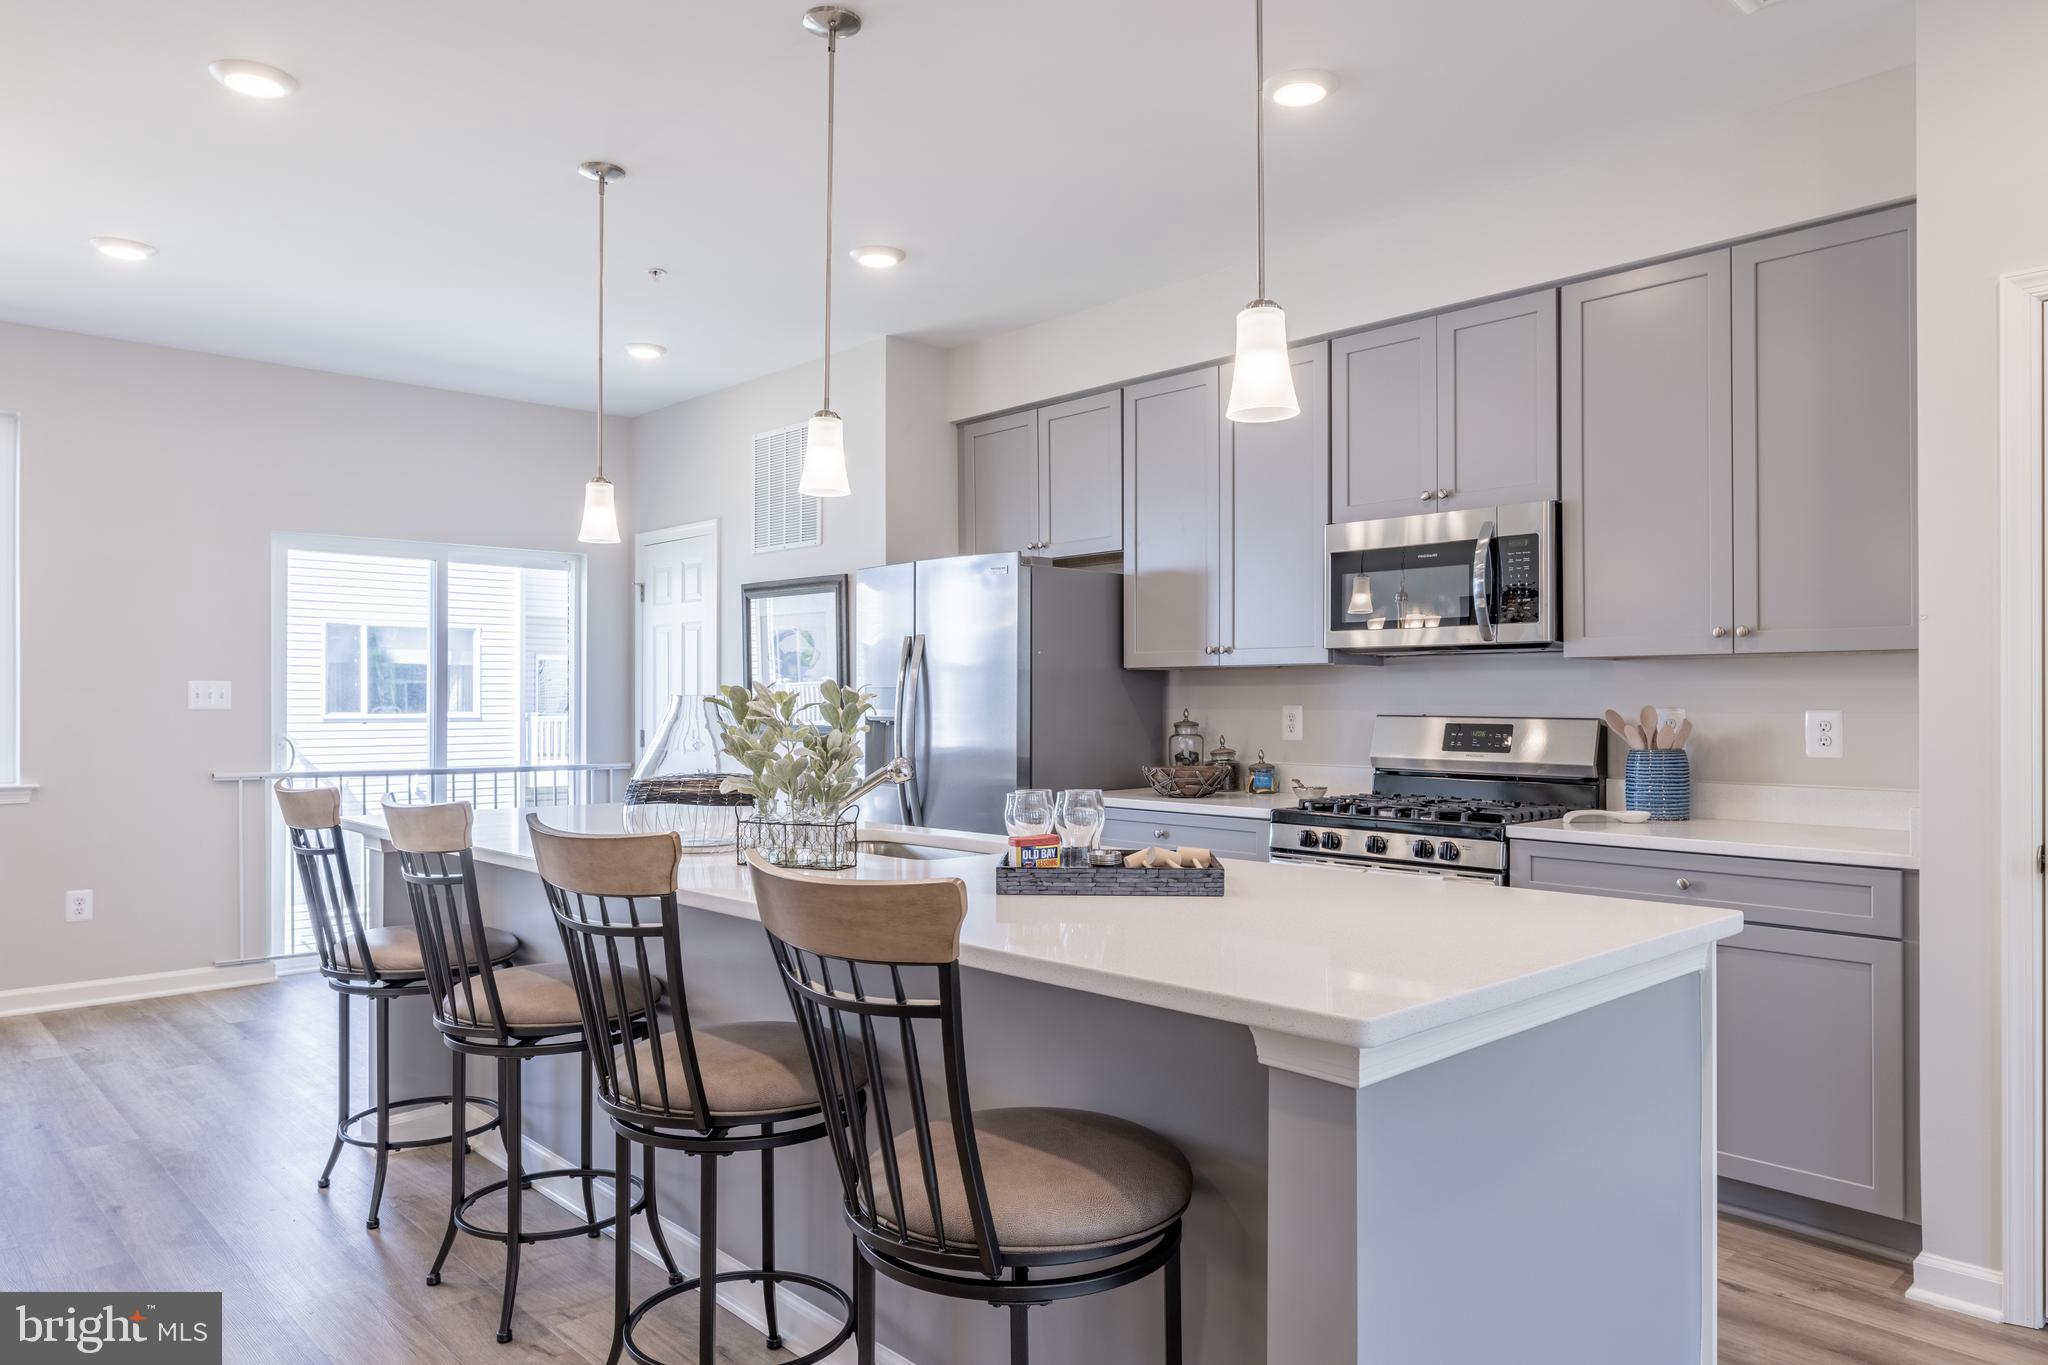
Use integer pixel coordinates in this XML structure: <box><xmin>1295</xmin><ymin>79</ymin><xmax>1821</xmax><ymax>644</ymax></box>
<box><xmin>1267</xmin><ymin>715</ymin><xmax>1606</xmax><ymax>884</ymax></box>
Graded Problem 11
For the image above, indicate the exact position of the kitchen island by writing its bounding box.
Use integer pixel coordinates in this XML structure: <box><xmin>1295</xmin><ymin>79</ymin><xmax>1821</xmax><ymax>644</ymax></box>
<box><xmin>343</xmin><ymin>804</ymin><xmax>1739</xmax><ymax>1365</ymax></box>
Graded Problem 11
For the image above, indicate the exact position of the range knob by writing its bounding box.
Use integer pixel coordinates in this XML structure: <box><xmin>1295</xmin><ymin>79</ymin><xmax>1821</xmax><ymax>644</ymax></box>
<box><xmin>1320</xmin><ymin>831</ymin><xmax>1344</xmax><ymax>852</ymax></box>
<box><xmin>1363</xmin><ymin>834</ymin><xmax>1388</xmax><ymax>855</ymax></box>
<box><xmin>1298</xmin><ymin>829</ymin><xmax>1320</xmax><ymax>849</ymax></box>
<box><xmin>1437</xmin><ymin>841</ymin><xmax>1462</xmax><ymax>863</ymax></box>
<box><xmin>1411</xmin><ymin>838</ymin><xmax>1437</xmax><ymax>860</ymax></box>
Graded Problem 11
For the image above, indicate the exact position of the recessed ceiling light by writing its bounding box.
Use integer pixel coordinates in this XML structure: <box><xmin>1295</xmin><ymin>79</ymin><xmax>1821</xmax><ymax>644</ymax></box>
<box><xmin>849</xmin><ymin>245</ymin><xmax>905</xmax><ymax>269</ymax></box>
<box><xmin>1269</xmin><ymin>69</ymin><xmax>1337</xmax><ymax>107</ymax></box>
<box><xmin>208</xmin><ymin>59</ymin><xmax>300</xmax><ymax>99</ymax></box>
<box><xmin>90</xmin><ymin>237</ymin><xmax>156</xmax><ymax>262</ymax></box>
<box><xmin>625</xmin><ymin>342</ymin><xmax>667</xmax><ymax>361</ymax></box>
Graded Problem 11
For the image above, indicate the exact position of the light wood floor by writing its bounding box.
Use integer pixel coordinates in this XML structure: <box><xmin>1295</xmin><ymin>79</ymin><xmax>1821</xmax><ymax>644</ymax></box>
<box><xmin>1</xmin><ymin>976</ymin><xmax>2041</xmax><ymax>1365</ymax></box>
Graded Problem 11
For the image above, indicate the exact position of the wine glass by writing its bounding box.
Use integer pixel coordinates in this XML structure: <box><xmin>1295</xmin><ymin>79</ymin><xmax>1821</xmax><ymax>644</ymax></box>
<box><xmin>1004</xmin><ymin>789</ymin><xmax>1054</xmax><ymax>838</ymax></box>
<box><xmin>1054</xmin><ymin>789</ymin><xmax>1106</xmax><ymax>861</ymax></box>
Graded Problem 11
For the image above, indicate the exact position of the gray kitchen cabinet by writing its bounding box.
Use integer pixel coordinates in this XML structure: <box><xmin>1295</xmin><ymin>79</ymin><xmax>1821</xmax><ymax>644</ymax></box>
<box><xmin>1510</xmin><ymin>838</ymin><xmax>1909</xmax><ymax>1218</ymax></box>
<box><xmin>961</xmin><ymin>390</ymin><xmax>1123</xmax><ymax>558</ymax></box>
<box><xmin>1435</xmin><ymin>290</ymin><xmax>1559</xmax><ymax>512</ymax></box>
<box><xmin>1038</xmin><ymin>390</ymin><xmax>1124</xmax><ymax>558</ymax></box>
<box><xmin>1102</xmin><ymin>809</ymin><xmax>1271</xmax><ymax>861</ymax></box>
<box><xmin>1733</xmin><ymin>205</ymin><xmax>1916</xmax><ymax>653</ymax></box>
<box><xmin>1331</xmin><ymin>317</ymin><xmax>1437</xmax><ymax>523</ymax></box>
<box><xmin>1122</xmin><ymin>367</ymin><xmax>1222</xmax><ymax>669</ymax></box>
<box><xmin>1717</xmin><ymin>924</ymin><xmax>1906</xmax><ymax>1217</ymax></box>
<box><xmin>1561</xmin><ymin>250</ymin><xmax>1735</xmax><ymax>658</ymax></box>
<box><xmin>1220</xmin><ymin>344</ymin><xmax>1332</xmax><ymax>666</ymax></box>
<box><xmin>961</xmin><ymin>410</ymin><xmax>1040</xmax><ymax>555</ymax></box>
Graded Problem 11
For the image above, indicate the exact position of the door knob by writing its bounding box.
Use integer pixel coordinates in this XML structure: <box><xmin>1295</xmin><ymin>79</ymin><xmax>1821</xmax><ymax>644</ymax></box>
<box><xmin>1734</xmin><ymin>625</ymin><xmax>1752</xmax><ymax>638</ymax></box>
<box><xmin>1711</xmin><ymin>626</ymin><xmax>1728</xmax><ymax>638</ymax></box>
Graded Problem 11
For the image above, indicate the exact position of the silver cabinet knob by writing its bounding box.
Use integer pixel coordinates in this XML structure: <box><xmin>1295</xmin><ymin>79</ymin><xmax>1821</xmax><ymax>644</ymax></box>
<box><xmin>1419</xmin><ymin>490</ymin><xmax>1438</xmax><ymax>501</ymax></box>
<box><xmin>1675</xmin><ymin>878</ymin><xmax>1693</xmax><ymax>891</ymax></box>
<box><xmin>1734</xmin><ymin>625</ymin><xmax>1753</xmax><ymax>638</ymax></box>
<box><xmin>1711</xmin><ymin>626</ymin><xmax>1728</xmax><ymax>638</ymax></box>
<box><xmin>1153</xmin><ymin>828</ymin><xmax>1171</xmax><ymax>840</ymax></box>
<box><xmin>1222</xmin><ymin>645</ymin><xmax>1235</xmax><ymax>654</ymax></box>
<box><xmin>1437</xmin><ymin>488</ymin><xmax>1453</xmax><ymax>499</ymax></box>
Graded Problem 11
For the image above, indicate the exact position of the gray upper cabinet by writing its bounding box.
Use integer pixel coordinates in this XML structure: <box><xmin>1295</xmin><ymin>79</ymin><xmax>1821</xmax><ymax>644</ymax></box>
<box><xmin>1332</xmin><ymin>317</ymin><xmax>1436</xmax><ymax>523</ymax></box>
<box><xmin>1733</xmin><ymin>206</ymin><xmax>1916</xmax><ymax>653</ymax></box>
<box><xmin>1123</xmin><ymin>368</ymin><xmax>1221</xmax><ymax>669</ymax></box>
<box><xmin>1038</xmin><ymin>391</ymin><xmax>1123</xmax><ymax>559</ymax></box>
<box><xmin>1435</xmin><ymin>290</ymin><xmax>1559</xmax><ymax>512</ymax></box>
<box><xmin>961</xmin><ymin>390</ymin><xmax>1123</xmax><ymax>558</ymax></box>
<box><xmin>1221</xmin><ymin>344</ymin><xmax>1332</xmax><ymax>666</ymax></box>
<box><xmin>1562</xmin><ymin>251</ymin><xmax>1735</xmax><ymax>657</ymax></box>
<box><xmin>961</xmin><ymin>410</ymin><xmax>1040</xmax><ymax>556</ymax></box>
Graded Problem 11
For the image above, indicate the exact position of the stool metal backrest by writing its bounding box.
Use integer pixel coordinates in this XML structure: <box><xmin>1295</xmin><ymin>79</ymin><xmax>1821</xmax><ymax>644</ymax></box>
<box><xmin>382</xmin><ymin>797</ymin><xmax>518</xmax><ymax>1045</ymax></box>
<box><xmin>744</xmin><ymin>851</ymin><xmax>1011</xmax><ymax>1279</ymax></box>
<box><xmin>276</xmin><ymin>781</ymin><xmax>389</xmax><ymax>983</ymax></box>
<box><xmin>527</xmin><ymin>814</ymin><xmax>734</xmax><ymax>1131</ymax></box>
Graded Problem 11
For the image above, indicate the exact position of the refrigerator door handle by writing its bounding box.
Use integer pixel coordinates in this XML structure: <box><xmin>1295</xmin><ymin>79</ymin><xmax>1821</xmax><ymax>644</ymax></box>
<box><xmin>899</xmin><ymin>633</ymin><xmax>928</xmax><ymax>826</ymax></box>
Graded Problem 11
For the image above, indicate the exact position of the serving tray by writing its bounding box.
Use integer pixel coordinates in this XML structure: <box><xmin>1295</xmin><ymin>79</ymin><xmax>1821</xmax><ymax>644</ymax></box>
<box><xmin>993</xmin><ymin>860</ymin><xmax>1224</xmax><ymax>897</ymax></box>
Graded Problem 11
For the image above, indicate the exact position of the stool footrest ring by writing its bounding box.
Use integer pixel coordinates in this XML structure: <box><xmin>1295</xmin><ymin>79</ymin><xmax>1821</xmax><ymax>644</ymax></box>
<box><xmin>339</xmin><ymin>1095</ymin><xmax>502</xmax><ymax>1152</ymax></box>
<box><xmin>623</xmin><ymin>1269</ymin><xmax>853</xmax><ymax>1365</ymax></box>
<box><xmin>452</xmin><ymin>1167</ymin><xmax>644</xmax><ymax>1245</ymax></box>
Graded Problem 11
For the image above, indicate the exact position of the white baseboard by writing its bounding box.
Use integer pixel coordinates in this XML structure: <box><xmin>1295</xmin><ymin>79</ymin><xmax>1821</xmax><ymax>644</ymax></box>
<box><xmin>0</xmin><ymin>962</ymin><xmax>277</xmax><ymax>1018</ymax></box>
<box><xmin>1905</xmin><ymin>1252</ymin><xmax>2006</xmax><ymax>1322</ymax></box>
<box><xmin>472</xmin><ymin>1129</ymin><xmax>915</xmax><ymax>1365</ymax></box>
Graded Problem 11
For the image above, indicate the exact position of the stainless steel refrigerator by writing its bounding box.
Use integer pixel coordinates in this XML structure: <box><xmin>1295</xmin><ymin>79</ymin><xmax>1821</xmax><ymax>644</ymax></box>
<box><xmin>853</xmin><ymin>553</ymin><xmax>1165</xmax><ymax>834</ymax></box>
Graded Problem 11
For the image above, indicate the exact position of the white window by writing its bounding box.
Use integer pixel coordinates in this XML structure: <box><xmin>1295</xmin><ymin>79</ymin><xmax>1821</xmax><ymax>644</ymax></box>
<box><xmin>0</xmin><ymin>413</ymin><xmax>16</xmax><ymax>793</ymax></box>
<box><xmin>321</xmin><ymin>624</ymin><xmax>477</xmax><ymax>717</ymax></box>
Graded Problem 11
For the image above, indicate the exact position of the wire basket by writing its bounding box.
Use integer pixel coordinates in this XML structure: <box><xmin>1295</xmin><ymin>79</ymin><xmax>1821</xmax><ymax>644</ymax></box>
<box><xmin>737</xmin><ymin>811</ymin><xmax>858</xmax><ymax>871</ymax></box>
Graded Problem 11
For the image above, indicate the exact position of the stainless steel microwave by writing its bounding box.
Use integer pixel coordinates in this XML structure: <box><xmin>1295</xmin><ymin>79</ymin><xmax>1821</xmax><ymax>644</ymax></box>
<box><xmin>1325</xmin><ymin>501</ymin><xmax>1560</xmax><ymax>653</ymax></box>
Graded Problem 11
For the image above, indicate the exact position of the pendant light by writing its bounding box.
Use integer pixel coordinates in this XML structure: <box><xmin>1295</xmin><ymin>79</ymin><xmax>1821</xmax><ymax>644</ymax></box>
<box><xmin>798</xmin><ymin>6</ymin><xmax>861</xmax><ymax>499</ymax></box>
<box><xmin>1224</xmin><ymin>0</ymin><xmax>1300</xmax><ymax>424</ymax></box>
<box><xmin>577</xmin><ymin>160</ymin><xmax>625</xmax><ymax>543</ymax></box>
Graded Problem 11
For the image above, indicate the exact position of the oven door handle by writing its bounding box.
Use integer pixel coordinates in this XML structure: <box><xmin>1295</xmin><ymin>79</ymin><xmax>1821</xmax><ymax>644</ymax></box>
<box><xmin>1471</xmin><ymin>519</ymin><xmax>1496</xmax><ymax>644</ymax></box>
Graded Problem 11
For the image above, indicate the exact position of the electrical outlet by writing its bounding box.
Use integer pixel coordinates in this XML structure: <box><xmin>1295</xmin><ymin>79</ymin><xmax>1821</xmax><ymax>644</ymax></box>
<box><xmin>1804</xmin><ymin>709</ymin><xmax>1844</xmax><ymax>759</ymax></box>
<box><xmin>64</xmin><ymin>889</ymin><xmax>93</xmax><ymax>922</ymax></box>
<box><xmin>1281</xmin><ymin>705</ymin><xmax>1304</xmax><ymax>742</ymax></box>
<box><xmin>1654</xmin><ymin>707</ymin><xmax>1687</xmax><ymax>731</ymax></box>
<box><xmin>187</xmin><ymin>680</ymin><xmax>232</xmax><ymax>710</ymax></box>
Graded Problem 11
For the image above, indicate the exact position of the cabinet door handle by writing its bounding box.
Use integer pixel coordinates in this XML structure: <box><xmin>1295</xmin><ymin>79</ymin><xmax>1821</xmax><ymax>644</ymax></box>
<box><xmin>1711</xmin><ymin>626</ymin><xmax>1728</xmax><ymax>639</ymax></box>
<box><xmin>1437</xmin><ymin>487</ymin><xmax>1453</xmax><ymax>499</ymax></box>
<box><xmin>1419</xmin><ymin>490</ymin><xmax>1438</xmax><ymax>501</ymax></box>
<box><xmin>1734</xmin><ymin>625</ymin><xmax>1753</xmax><ymax>638</ymax></box>
<box><xmin>1153</xmin><ymin>828</ymin><xmax>1171</xmax><ymax>840</ymax></box>
<box><xmin>1674</xmin><ymin>878</ymin><xmax>1693</xmax><ymax>891</ymax></box>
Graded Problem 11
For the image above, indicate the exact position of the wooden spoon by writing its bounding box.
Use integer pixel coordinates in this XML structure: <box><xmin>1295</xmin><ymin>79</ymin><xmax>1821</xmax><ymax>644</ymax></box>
<box><xmin>1671</xmin><ymin>718</ymin><xmax>1693</xmax><ymax>749</ymax></box>
<box><xmin>1624</xmin><ymin>723</ymin><xmax>1647</xmax><ymax>750</ymax></box>
<box><xmin>1640</xmin><ymin>706</ymin><xmax>1660</xmax><ymax>748</ymax></box>
<box><xmin>1602</xmin><ymin>709</ymin><xmax>1631</xmax><ymax>741</ymax></box>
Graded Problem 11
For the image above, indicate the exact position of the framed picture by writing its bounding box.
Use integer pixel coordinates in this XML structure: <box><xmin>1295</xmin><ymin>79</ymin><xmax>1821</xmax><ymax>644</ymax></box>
<box><xmin>741</xmin><ymin>575</ymin><xmax>848</xmax><ymax>696</ymax></box>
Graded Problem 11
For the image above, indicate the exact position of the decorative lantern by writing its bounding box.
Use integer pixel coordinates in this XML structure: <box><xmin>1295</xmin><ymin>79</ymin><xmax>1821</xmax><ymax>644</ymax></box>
<box><xmin>1168</xmin><ymin>709</ymin><xmax>1206</xmax><ymax>767</ymax></box>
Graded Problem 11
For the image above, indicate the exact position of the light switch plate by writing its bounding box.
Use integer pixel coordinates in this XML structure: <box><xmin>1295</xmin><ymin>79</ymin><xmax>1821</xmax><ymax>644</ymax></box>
<box><xmin>188</xmin><ymin>680</ymin><xmax>233</xmax><ymax>710</ymax></box>
<box><xmin>1804</xmin><ymin>709</ymin><xmax>1843</xmax><ymax>758</ymax></box>
<box><xmin>1281</xmin><ymin>706</ymin><xmax>1304</xmax><ymax>742</ymax></box>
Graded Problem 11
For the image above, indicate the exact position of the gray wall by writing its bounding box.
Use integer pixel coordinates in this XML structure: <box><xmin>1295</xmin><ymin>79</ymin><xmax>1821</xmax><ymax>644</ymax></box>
<box><xmin>0</xmin><ymin>321</ymin><xmax>635</xmax><ymax>993</ymax></box>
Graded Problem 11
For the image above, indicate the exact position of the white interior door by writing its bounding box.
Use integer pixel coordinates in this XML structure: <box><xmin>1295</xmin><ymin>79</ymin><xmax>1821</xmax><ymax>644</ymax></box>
<box><xmin>636</xmin><ymin>523</ymin><xmax>718</xmax><ymax>756</ymax></box>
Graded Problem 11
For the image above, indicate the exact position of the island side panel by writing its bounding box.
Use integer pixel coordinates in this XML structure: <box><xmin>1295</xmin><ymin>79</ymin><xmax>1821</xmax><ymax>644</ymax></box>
<box><xmin>1354</xmin><ymin>974</ymin><xmax>1707</xmax><ymax>1365</ymax></box>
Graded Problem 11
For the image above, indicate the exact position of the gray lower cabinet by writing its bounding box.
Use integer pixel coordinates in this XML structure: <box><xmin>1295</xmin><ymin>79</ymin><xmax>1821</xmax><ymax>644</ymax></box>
<box><xmin>961</xmin><ymin>390</ymin><xmax>1123</xmax><ymax>558</ymax></box>
<box><xmin>1509</xmin><ymin>838</ymin><xmax>1909</xmax><ymax>1219</ymax></box>
<box><xmin>1102</xmin><ymin>809</ymin><xmax>1270</xmax><ymax>861</ymax></box>
<box><xmin>1332</xmin><ymin>288</ymin><xmax>1557</xmax><ymax>524</ymax></box>
<box><xmin>1563</xmin><ymin>205</ymin><xmax>1916</xmax><ymax>658</ymax></box>
<box><xmin>1124</xmin><ymin>347</ymin><xmax>1331</xmax><ymax>669</ymax></box>
<box><xmin>961</xmin><ymin>409</ymin><xmax>1040</xmax><ymax>556</ymax></box>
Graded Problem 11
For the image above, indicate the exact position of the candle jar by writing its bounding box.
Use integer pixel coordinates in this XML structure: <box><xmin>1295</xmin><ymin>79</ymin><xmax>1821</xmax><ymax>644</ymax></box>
<box><xmin>1168</xmin><ymin>709</ymin><xmax>1205</xmax><ymax>767</ymax></box>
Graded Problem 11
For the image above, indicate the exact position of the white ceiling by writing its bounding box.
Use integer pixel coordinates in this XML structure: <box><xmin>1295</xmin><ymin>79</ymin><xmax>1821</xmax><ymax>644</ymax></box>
<box><xmin>0</xmin><ymin>0</ymin><xmax>1912</xmax><ymax>414</ymax></box>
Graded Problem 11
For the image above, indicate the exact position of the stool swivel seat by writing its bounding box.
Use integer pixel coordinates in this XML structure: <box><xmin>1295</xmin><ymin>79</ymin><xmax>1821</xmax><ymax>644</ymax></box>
<box><xmin>382</xmin><ymin>797</ymin><xmax>678</xmax><ymax>1345</ymax></box>
<box><xmin>748</xmin><ymin>851</ymin><xmax>1192</xmax><ymax>1365</ymax></box>
<box><xmin>529</xmin><ymin>814</ymin><xmax>858</xmax><ymax>1365</ymax></box>
<box><xmin>274</xmin><ymin>781</ymin><xmax>514</xmax><ymax>1231</ymax></box>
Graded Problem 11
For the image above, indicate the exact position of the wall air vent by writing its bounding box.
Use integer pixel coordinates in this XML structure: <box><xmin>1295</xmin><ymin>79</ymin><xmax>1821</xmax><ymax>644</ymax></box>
<box><xmin>753</xmin><ymin>422</ymin><xmax>823</xmax><ymax>552</ymax></box>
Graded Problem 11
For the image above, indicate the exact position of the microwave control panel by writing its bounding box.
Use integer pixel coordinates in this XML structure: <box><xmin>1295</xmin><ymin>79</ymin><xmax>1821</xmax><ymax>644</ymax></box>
<box><xmin>1495</xmin><ymin>533</ymin><xmax>1541</xmax><ymax>624</ymax></box>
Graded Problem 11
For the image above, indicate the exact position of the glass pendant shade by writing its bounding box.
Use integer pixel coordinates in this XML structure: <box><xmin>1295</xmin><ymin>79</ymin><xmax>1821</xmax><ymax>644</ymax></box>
<box><xmin>799</xmin><ymin>410</ymin><xmax>852</xmax><ymax>498</ymax></box>
<box><xmin>578</xmin><ymin>477</ymin><xmax>621</xmax><ymax>543</ymax></box>
<box><xmin>1226</xmin><ymin>302</ymin><xmax>1299</xmax><ymax>423</ymax></box>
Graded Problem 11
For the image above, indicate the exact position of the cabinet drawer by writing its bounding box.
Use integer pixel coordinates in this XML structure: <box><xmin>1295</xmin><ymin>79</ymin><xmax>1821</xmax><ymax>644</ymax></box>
<box><xmin>1509</xmin><ymin>841</ymin><xmax>1902</xmax><ymax>938</ymax></box>
<box><xmin>1103</xmin><ymin>810</ymin><xmax>1270</xmax><ymax>861</ymax></box>
<box><xmin>1717</xmin><ymin>924</ymin><xmax>1906</xmax><ymax>1218</ymax></box>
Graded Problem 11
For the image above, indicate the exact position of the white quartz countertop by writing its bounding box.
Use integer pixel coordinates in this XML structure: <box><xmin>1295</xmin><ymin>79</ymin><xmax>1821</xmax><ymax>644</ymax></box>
<box><xmin>1507</xmin><ymin>813</ymin><xmax>1917</xmax><ymax>870</ymax></box>
<box><xmin>1101</xmin><ymin>789</ymin><xmax>1295</xmax><ymax>819</ymax></box>
<box><xmin>345</xmin><ymin>804</ymin><xmax>1738</xmax><ymax>1054</ymax></box>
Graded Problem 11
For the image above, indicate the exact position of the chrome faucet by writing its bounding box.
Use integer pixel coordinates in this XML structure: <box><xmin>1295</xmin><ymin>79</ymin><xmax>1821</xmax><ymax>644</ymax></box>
<box><xmin>840</xmin><ymin>755</ymin><xmax>913</xmax><ymax>809</ymax></box>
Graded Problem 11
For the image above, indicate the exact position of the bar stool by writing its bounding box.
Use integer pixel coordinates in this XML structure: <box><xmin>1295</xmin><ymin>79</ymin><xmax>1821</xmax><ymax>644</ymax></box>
<box><xmin>528</xmin><ymin>815</ymin><xmax>857</xmax><ymax>1365</ymax></box>
<box><xmin>382</xmin><ymin>797</ymin><xmax>678</xmax><ymax>1345</ymax></box>
<box><xmin>747</xmin><ymin>851</ymin><xmax>1191</xmax><ymax>1365</ymax></box>
<box><xmin>275</xmin><ymin>781</ymin><xmax>516</xmax><ymax>1230</ymax></box>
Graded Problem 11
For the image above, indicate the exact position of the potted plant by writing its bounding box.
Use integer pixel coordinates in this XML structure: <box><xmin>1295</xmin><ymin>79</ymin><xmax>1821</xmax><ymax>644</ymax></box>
<box><xmin>709</xmin><ymin>680</ymin><xmax>877</xmax><ymax>868</ymax></box>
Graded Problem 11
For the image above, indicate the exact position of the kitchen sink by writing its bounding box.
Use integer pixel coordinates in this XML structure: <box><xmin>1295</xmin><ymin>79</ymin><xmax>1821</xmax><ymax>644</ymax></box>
<box><xmin>856</xmin><ymin>839</ymin><xmax>985</xmax><ymax>862</ymax></box>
